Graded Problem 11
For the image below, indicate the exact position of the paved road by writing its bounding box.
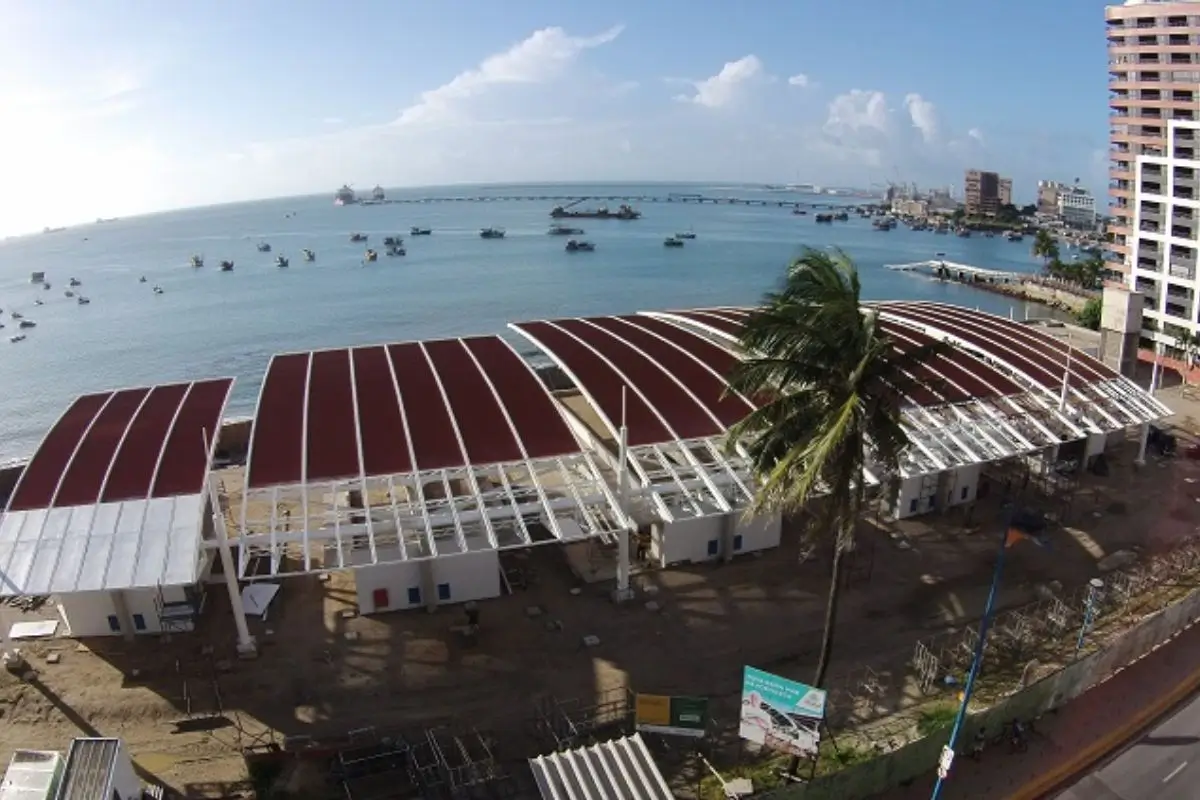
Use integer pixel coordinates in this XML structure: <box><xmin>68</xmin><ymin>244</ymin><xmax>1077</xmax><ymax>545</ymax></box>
<box><xmin>1056</xmin><ymin>689</ymin><xmax>1200</xmax><ymax>800</ymax></box>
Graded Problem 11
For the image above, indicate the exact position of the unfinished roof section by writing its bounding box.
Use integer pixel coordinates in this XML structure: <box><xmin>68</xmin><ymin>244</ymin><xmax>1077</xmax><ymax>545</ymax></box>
<box><xmin>647</xmin><ymin>303</ymin><xmax>1169</xmax><ymax>476</ymax></box>
<box><xmin>528</xmin><ymin>733</ymin><xmax>674</xmax><ymax>800</ymax></box>
<box><xmin>0</xmin><ymin>378</ymin><xmax>233</xmax><ymax>597</ymax></box>
<box><xmin>510</xmin><ymin>315</ymin><xmax>756</xmax><ymax>524</ymax></box>
<box><xmin>238</xmin><ymin>336</ymin><xmax>624</xmax><ymax>578</ymax></box>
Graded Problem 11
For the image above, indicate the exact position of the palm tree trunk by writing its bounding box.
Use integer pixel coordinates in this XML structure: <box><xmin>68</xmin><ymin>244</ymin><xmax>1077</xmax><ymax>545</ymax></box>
<box><xmin>812</xmin><ymin>538</ymin><xmax>846</xmax><ymax>688</ymax></box>
<box><xmin>787</xmin><ymin>536</ymin><xmax>847</xmax><ymax>776</ymax></box>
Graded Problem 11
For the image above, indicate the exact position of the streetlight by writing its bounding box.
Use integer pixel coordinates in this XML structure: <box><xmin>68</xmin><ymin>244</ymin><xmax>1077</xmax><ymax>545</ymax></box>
<box><xmin>930</xmin><ymin>518</ymin><xmax>1036</xmax><ymax>799</ymax></box>
<box><xmin>1074</xmin><ymin>578</ymin><xmax>1105</xmax><ymax>659</ymax></box>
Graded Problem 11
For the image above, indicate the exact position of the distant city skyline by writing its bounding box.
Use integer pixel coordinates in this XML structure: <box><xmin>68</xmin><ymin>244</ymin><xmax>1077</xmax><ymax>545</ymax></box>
<box><xmin>0</xmin><ymin>0</ymin><xmax>1110</xmax><ymax>237</ymax></box>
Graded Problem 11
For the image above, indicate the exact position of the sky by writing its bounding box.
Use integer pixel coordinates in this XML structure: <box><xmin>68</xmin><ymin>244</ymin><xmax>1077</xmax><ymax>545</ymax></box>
<box><xmin>0</xmin><ymin>0</ymin><xmax>1114</xmax><ymax>235</ymax></box>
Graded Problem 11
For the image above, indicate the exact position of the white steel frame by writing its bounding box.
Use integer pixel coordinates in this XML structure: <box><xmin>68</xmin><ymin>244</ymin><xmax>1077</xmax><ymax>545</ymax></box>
<box><xmin>232</xmin><ymin>342</ymin><xmax>628</xmax><ymax>579</ymax></box>
<box><xmin>642</xmin><ymin>306</ymin><xmax>1169</xmax><ymax>482</ymax></box>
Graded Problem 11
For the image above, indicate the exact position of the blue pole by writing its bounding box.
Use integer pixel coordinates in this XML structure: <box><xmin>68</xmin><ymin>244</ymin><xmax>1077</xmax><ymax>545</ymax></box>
<box><xmin>929</xmin><ymin>527</ymin><xmax>1011</xmax><ymax>800</ymax></box>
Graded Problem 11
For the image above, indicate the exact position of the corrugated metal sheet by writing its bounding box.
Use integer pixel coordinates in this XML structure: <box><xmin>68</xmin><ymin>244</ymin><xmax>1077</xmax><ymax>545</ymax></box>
<box><xmin>528</xmin><ymin>733</ymin><xmax>674</xmax><ymax>800</ymax></box>
<box><xmin>58</xmin><ymin>739</ymin><xmax>118</xmax><ymax>800</ymax></box>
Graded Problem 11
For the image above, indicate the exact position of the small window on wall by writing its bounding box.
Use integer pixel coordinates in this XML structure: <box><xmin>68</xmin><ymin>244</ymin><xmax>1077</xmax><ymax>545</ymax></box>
<box><xmin>437</xmin><ymin>583</ymin><xmax>451</xmax><ymax>601</ymax></box>
<box><xmin>909</xmin><ymin>498</ymin><xmax>919</xmax><ymax>514</ymax></box>
<box><xmin>407</xmin><ymin>587</ymin><xmax>421</xmax><ymax>605</ymax></box>
<box><xmin>132</xmin><ymin>614</ymin><xmax>146</xmax><ymax>631</ymax></box>
<box><xmin>707</xmin><ymin>539</ymin><xmax>719</xmax><ymax>556</ymax></box>
<box><xmin>107</xmin><ymin>615</ymin><xmax>121</xmax><ymax>633</ymax></box>
<box><xmin>961</xmin><ymin>486</ymin><xmax>970</xmax><ymax>501</ymax></box>
<box><xmin>733</xmin><ymin>535</ymin><xmax>744</xmax><ymax>552</ymax></box>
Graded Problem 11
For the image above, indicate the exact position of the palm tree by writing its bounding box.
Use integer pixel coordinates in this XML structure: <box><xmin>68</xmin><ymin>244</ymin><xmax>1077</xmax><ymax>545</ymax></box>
<box><xmin>1032</xmin><ymin>229</ymin><xmax>1060</xmax><ymax>273</ymax></box>
<box><xmin>724</xmin><ymin>248</ymin><xmax>941</xmax><ymax>690</ymax></box>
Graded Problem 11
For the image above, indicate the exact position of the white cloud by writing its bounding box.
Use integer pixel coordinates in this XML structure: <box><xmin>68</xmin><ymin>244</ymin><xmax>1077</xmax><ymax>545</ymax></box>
<box><xmin>322</xmin><ymin>117</ymin><xmax>344</xmax><ymax>125</ymax></box>
<box><xmin>967</xmin><ymin>127</ymin><xmax>984</xmax><ymax>144</ymax></box>
<box><xmin>824</xmin><ymin>89</ymin><xmax>890</xmax><ymax>136</ymax></box>
<box><xmin>395</xmin><ymin>25</ymin><xmax>623</xmax><ymax>125</ymax></box>
<box><xmin>903</xmin><ymin>93</ymin><xmax>938</xmax><ymax>143</ymax></box>
<box><xmin>677</xmin><ymin>55</ymin><xmax>767</xmax><ymax>108</ymax></box>
<box><xmin>787</xmin><ymin>73</ymin><xmax>810</xmax><ymax>88</ymax></box>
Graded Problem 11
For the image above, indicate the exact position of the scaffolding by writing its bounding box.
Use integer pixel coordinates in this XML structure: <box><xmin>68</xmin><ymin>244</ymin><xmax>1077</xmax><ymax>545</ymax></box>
<box><xmin>336</xmin><ymin>727</ymin><xmax>514</xmax><ymax>800</ymax></box>
<box><xmin>532</xmin><ymin>689</ymin><xmax>633</xmax><ymax>752</ymax></box>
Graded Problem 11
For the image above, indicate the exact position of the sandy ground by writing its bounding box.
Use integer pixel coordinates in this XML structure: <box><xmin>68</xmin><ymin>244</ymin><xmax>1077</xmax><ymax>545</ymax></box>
<box><xmin>2</xmin><ymin>413</ymin><xmax>1199</xmax><ymax>797</ymax></box>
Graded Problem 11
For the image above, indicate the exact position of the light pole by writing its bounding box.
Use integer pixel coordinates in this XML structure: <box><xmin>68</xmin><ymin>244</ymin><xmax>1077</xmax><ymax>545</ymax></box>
<box><xmin>930</xmin><ymin>522</ymin><xmax>1021</xmax><ymax>799</ymax></box>
<box><xmin>1074</xmin><ymin>578</ymin><xmax>1104</xmax><ymax>659</ymax></box>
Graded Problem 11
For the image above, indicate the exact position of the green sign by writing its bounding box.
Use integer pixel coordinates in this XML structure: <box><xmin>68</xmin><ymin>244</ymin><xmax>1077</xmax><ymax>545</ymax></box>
<box><xmin>635</xmin><ymin>694</ymin><xmax>708</xmax><ymax>738</ymax></box>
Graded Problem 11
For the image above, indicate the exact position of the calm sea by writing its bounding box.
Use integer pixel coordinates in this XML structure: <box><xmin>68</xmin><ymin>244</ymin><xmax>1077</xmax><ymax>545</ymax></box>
<box><xmin>0</xmin><ymin>182</ymin><xmax>1055</xmax><ymax>462</ymax></box>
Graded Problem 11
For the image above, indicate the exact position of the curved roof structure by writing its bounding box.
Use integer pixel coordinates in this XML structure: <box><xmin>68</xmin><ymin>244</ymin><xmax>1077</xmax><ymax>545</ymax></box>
<box><xmin>238</xmin><ymin>336</ymin><xmax>623</xmax><ymax>577</ymax></box>
<box><xmin>0</xmin><ymin>378</ymin><xmax>234</xmax><ymax>597</ymax></box>
<box><xmin>512</xmin><ymin>303</ymin><xmax>1169</xmax><ymax>506</ymax></box>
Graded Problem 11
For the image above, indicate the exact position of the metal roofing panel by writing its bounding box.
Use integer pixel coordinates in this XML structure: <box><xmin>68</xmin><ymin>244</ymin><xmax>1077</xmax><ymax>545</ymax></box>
<box><xmin>528</xmin><ymin>734</ymin><xmax>673</xmax><ymax>800</ymax></box>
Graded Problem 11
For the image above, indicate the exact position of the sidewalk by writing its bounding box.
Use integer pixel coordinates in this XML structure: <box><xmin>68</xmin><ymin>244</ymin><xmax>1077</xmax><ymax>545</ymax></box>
<box><xmin>874</xmin><ymin>619</ymin><xmax>1200</xmax><ymax>799</ymax></box>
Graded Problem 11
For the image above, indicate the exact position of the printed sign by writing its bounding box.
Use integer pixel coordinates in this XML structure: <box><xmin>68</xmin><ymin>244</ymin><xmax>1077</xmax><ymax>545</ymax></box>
<box><xmin>738</xmin><ymin>666</ymin><xmax>826</xmax><ymax>757</ymax></box>
<box><xmin>635</xmin><ymin>694</ymin><xmax>708</xmax><ymax>738</ymax></box>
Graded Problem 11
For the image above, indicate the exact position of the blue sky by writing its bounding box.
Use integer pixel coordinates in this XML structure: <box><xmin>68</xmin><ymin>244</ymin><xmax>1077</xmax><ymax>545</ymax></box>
<box><xmin>0</xmin><ymin>0</ymin><xmax>1111</xmax><ymax>234</ymax></box>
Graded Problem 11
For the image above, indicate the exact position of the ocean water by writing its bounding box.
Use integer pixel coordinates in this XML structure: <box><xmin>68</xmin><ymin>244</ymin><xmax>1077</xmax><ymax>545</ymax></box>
<box><xmin>0</xmin><ymin>182</ymin><xmax>1053</xmax><ymax>462</ymax></box>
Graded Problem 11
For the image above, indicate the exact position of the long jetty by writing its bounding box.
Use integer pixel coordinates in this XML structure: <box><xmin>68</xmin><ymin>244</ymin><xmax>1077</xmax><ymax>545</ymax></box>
<box><xmin>885</xmin><ymin>259</ymin><xmax>1024</xmax><ymax>284</ymax></box>
<box><xmin>358</xmin><ymin>193</ymin><xmax>869</xmax><ymax>210</ymax></box>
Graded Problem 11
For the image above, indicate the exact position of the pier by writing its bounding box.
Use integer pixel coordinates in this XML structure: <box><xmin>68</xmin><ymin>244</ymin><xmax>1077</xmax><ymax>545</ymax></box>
<box><xmin>885</xmin><ymin>259</ymin><xmax>1025</xmax><ymax>284</ymax></box>
<box><xmin>356</xmin><ymin>193</ymin><xmax>867</xmax><ymax>210</ymax></box>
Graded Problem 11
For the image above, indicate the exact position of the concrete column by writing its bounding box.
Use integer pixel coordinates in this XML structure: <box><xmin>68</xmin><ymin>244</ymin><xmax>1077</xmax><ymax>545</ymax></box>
<box><xmin>419</xmin><ymin>559</ymin><xmax>438</xmax><ymax>612</ymax></box>
<box><xmin>206</xmin><ymin>479</ymin><xmax>256</xmax><ymax>657</ymax></box>
<box><xmin>720</xmin><ymin>512</ymin><xmax>737</xmax><ymax>563</ymax></box>
<box><xmin>110</xmin><ymin>591</ymin><xmax>136</xmax><ymax>642</ymax></box>
<box><xmin>1136</xmin><ymin>422</ymin><xmax>1150</xmax><ymax>467</ymax></box>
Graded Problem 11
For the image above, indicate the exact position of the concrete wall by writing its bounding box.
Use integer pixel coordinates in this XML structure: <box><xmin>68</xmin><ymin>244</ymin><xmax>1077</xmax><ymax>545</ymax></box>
<box><xmin>889</xmin><ymin>465</ymin><xmax>981</xmax><ymax>521</ymax></box>
<box><xmin>764</xmin><ymin>587</ymin><xmax>1200</xmax><ymax>799</ymax></box>
<box><xmin>651</xmin><ymin>511</ymin><xmax>780</xmax><ymax>566</ymax></box>
<box><xmin>353</xmin><ymin>550</ymin><xmax>500</xmax><ymax>613</ymax></box>
<box><xmin>57</xmin><ymin>585</ymin><xmax>191</xmax><ymax>637</ymax></box>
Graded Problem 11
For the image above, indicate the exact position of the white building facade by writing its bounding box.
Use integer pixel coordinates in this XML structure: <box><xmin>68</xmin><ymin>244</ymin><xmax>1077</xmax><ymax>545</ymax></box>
<box><xmin>1057</xmin><ymin>187</ymin><xmax>1098</xmax><ymax>230</ymax></box>
<box><xmin>1129</xmin><ymin>119</ymin><xmax>1200</xmax><ymax>348</ymax></box>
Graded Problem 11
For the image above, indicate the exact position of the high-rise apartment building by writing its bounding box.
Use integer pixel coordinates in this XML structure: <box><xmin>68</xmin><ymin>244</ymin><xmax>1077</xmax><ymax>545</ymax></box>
<box><xmin>1107</xmin><ymin>0</ymin><xmax>1200</xmax><ymax>281</ymax></box>
<box><xmin>964</xmin><ymin>169</ymin><xmax>1011</xmax><ymax>217</ymax></box>
<box><xmin>1038</xmin><ymin>181</ymin><xmax>1066</xmax><ymax>215</ymax></box>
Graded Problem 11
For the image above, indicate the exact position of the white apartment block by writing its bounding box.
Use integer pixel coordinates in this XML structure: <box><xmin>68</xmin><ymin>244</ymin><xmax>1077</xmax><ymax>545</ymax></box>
<box><xmin>1130</xmin><ymin>118</ymin><xmax>1200</xmax><ymax>347</ymax></box>
<box><xmin>1058</xmin><ymin>188</ymin><xmax>1098</xmax><ymax>229</ymax></box>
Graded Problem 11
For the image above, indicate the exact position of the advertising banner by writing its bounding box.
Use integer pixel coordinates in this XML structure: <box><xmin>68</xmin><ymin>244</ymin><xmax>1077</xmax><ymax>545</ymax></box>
<box><xmin>635</xmin><ymin>693</ymin><xmax>708</xmax><ymax>738</ymax></box>
<box><xmin>738</xmin><ymin>666</ymin><xmax>826</xmax><ymax>757</ymax></box>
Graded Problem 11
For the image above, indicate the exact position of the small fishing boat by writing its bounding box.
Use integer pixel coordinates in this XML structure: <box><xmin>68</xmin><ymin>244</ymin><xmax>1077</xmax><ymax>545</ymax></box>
<box><xmin>815</xmin><ymin>213</ymin><xmax>834</xmax><ymax>224</ymax></box>
<box><xmin>364</xmin><ymin>249</ymin><xmax>378</xmax><ymax>262</ymax></box>
<box><xmin>139</xmin><ymin>276</ymin><xmax>147</xmax><ymax>283</ymax></box>
<box><xmin>77</xmin><ymin>295</ymin><xmax>91</xmax><ymax>304</ymax></box>
<box><xmin>190</xmin><ymin>254</ymin><xmax>204</xmax><ymax>268</ymax></box>
<box><xmin>548</xmin><ymin>224</ymin><xmax>584</xmax><ymax>236</ymax></box>
<box><xmin>792</xmin><ymin>208</ymin><xmax>807</xmax><ymax>215</ymax></box>
<box><xmin>674</xmin><ymin>230</ymin><xmax>696</xmax><ymax>240</ymax></box>
<box><xmin>41</xmin><ymin>282</ymin><xmax>50</xmax><ymax>290</ymax></box>
<box><xmin>30</xmin><ymin>271</ymin><xmax>45</xmax><ymax>284</ymax></box>
<box><xmin>68</xmin><ymin>277</ymin><xmax>82</xmax><ymax>287</ymax></box>
<box><xmin>10</xmin><ymin>335</ymin><xmax>25</xmax><ymax>343</ymax></box>
<box><xmin>152</xmin><ymin>287</ymin><xmax>163</xmax><ymax>296</ymax></box>
<box><xmin>257</xmin><ymin>242</ymin><xmax>271</xmax><ymax>252</ymax></box>
<box><xmin>350</xmin><ymin>232</ymin><xmax>368</xmax><ymax>242</ymax></box>
<box><xmin>386</xmin><ymin>245</ymin><xmax>406</xmax><ymax>257</ymax></box>
<box><xmin>480</xmin><ymin>227</ymin><xmax>506</xmax><ymax>239</ymax></box>
<box><xmin>34</xmin><ymin>299</ymin><xmax>43</xmax><ymax>306</ymax></box>
<box><xmin>220</xmin><ymin>260</ymin><xmax>234</xmax><ymax>271</ymax></box>
<box><xmin>11</xmin><ymin>311</ymin><xmax>22</xmax><ymax>319</ymax></box>
<box><xmin>19</xmin><ymin>319</ymin><xmax>36</xmax><ymax>329</ymax></box>
<box><xmin>302</xmin><ymin>248</ymin><xmax>315</xmax><ymax>261</ymax></box>
<box><xmin>64</xmin><ymin>290</ymin><xmax>74</xmax><ymax>298</ymax></box>
<box><xmin>565</xmin><ymin>240</ymin><xmax>596</xmax><ymax>252</ymax></box>
<box><xmin>410</xmin><ymin>226</ymin><xmax>432</xmax><ymax>236</ymax></box>
<box><xmin>383</xmin><ymin>235</ymin><xmax>404</xmax><ymax>247</ymax></box>
<box><xmin>663</xmin><ymin>236</ymin><xmax>684</xmax><ymax>248</ymax></box>
<box><xmin>275</xmin><ymin>255</ymin><xmax>289</xmax><ymax>268</ymax></box>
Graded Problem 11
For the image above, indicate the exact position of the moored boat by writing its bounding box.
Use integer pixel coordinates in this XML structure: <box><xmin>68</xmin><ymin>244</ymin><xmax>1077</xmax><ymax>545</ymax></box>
<box><xmin>257</xmin><ymin>242</ymin><xmax>271</xmax><ymax>252</ymax></box>
<box><xmin>383</xmin><ymin>235</ymin><xmax>404</xmax><ymax>247</ymax></box>
<box><xmin>275</xmin><ymin>255</ymin><xmax>289</xmax><ymax>268</ymax></box>
<box><xmin>565</xmin><ymin>240</ymin><xmax>596</xmax><ymax>252</ymax></box>
<box><xmin>480</xmin><ymin>227</ymin><xmax>506</xmax><ymax>239</ymax></box>
<box><xmin>549</xmin><ymin>224</ymin><xmax>584</xmax><ymax>236</ymax></box>
<box><xmin>10</xmin><ymin>335</ymin><xmax>25</xmax><ymax>343</ymax></box>
<box><xmin>372</xmin><ymin>185</ymin><xmax>386</xmax><ymax>201</ymax></box>
<box><xmin>350</xmin><ymin>232</ymin><xmax>368</xmax><ymax>242</ymax></box>
<box><xmin>663</xmin><ymin>236</ymin><xmax>684</xmax><ymax>247</ymax></box>
<box><xmin>19</xmin><ymin>319</ymin><xmax>36</xmax><ymax>329</ymax></box>
<box><xmin>77</xmin><ymin>296</ymin><xmax>90</xmax><ymax>305</ymax></box>
<box><xmin>409</xmin><ymin>226</ymin><xmax>432</xmax><ymax>236</ymax></box>
<box><xmin>334</xmin><ymin>185</ymin><xmax>357</xmax><ymax>206</ymax></box>
<box><xmin>68</xmin><ymin>277</ymin><xmax>81</xmax><ymax>287</ymax></box>
<box><xmin>302</xmin><ymin>248</ymin><xmax>316</xmax><ymax>262</ymax></box>
<box><xmin>364</xmin><ymin>249</ymin><xmax>378</xmax><ymax>262</ymax></box>
<box><xmin>190</xmin><ymin>254</ymin><xmax>204</xmax><ymax>268</ymax></box>
<box><xmin>386</xmin><ymin>245</ymin><xmax>406</xmax><ymax>257</ymax></box>
<box><xmin>550</xmin><ymin>203</ymin><xmax>640</xmax><ymax>220</ymax></box>
<box><xmin>674</xmin><ymin>230</ymin><xmax>696</xmax><ymax>239</ymax></box>
<box><xmin>220</xmin><ymin>260</ymin><xmax>234</xmax><ymax>271</ymax></box>
<box><xmin>29</xmin><ymin>271</ymin><xmax>45</xmax><ymax>284</ymax></box>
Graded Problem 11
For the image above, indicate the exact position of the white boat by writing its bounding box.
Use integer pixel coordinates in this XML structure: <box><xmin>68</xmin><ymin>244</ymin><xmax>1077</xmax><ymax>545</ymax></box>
<box><xmin>152</xmin><ymin>287</ymin><xmax>164</xmax><ymax>295</ymax></box>
<box><xmin>34</xmin><ymin>299</ymin><xmax>43</xmax><ymax>306</ymax></box>
<box><xmin>18</xmin><ymin>320</ymin><xmax>36</xmax><ymax>328</ymax></box>
<box><xmin>9</xmin><ymin>335</ymin><xmax>25</xmax><ymax>343</ymax></box>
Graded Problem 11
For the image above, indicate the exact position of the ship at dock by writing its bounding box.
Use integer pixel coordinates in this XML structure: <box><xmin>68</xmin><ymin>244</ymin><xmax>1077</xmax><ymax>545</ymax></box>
<box><xmin>334</xmin><ymin>185</ymin><xmax>358</xmax><ymax>206</ymax></box>
<box><xmin>549</xmin><ymin>200</ymin><xmax>641</xmax><ymax>220</ymax></box>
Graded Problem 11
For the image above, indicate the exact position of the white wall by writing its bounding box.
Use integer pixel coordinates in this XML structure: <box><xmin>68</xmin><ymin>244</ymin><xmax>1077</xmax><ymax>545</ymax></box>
<box><xmin>110</xmin><ymin>739</ymin><xmax>143</xmax><ymax>800</ymax></box>
<box><xmin>56</xmin><ymin>585</ymin><xmax>192</xmax><ymax>637</ymax></box>
<box><xmin>889</xmin><ymin>465</ymin><xmax>982</xmax><ymax>520</ymax></box>
<box><xmin>354</xmin><ymin>550</ymin><xmax>501</xmax><ymax>613</ymax></box>
<box><xmin>652</xmin><ymin>511</ymin><xmax>781</xmax><ymax>566</ymax></box>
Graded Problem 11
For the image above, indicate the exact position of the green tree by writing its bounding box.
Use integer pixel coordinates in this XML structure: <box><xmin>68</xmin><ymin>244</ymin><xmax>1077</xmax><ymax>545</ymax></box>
<box><xmin>1032</xmin><ymin>229</ymin><xmax>1060</xmax><ymax>272</ymax></box>
<box><xmin>1176</xmin><ymin>331</ymin><xmax>1199</xmax><ymax>382</ymax></box>
<box><xmin>1077</xmin><ymin>297</ymin><xmax>1102</xmax><ymax>330</ymax></box>
<box><xmin>951</xmin><ymin>208</ymin><xmax>966</xmax><ymax>223</ymax></box>
<box><xmin>1019</xmin><ymin>204</ymin><xmax>1038</xmax><ymax>217</ymax></box>
<box><xmin>725</xmin><ymin>249</ymin><xmax>938</xmax><ymax>691</ymax></box>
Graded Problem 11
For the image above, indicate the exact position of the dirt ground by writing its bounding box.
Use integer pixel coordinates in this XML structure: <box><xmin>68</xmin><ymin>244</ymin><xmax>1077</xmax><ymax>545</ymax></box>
<box><xmin>3</xmin><ymin>398</ymin><xmax>1200</xmax><ymax>798</ymax></box>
